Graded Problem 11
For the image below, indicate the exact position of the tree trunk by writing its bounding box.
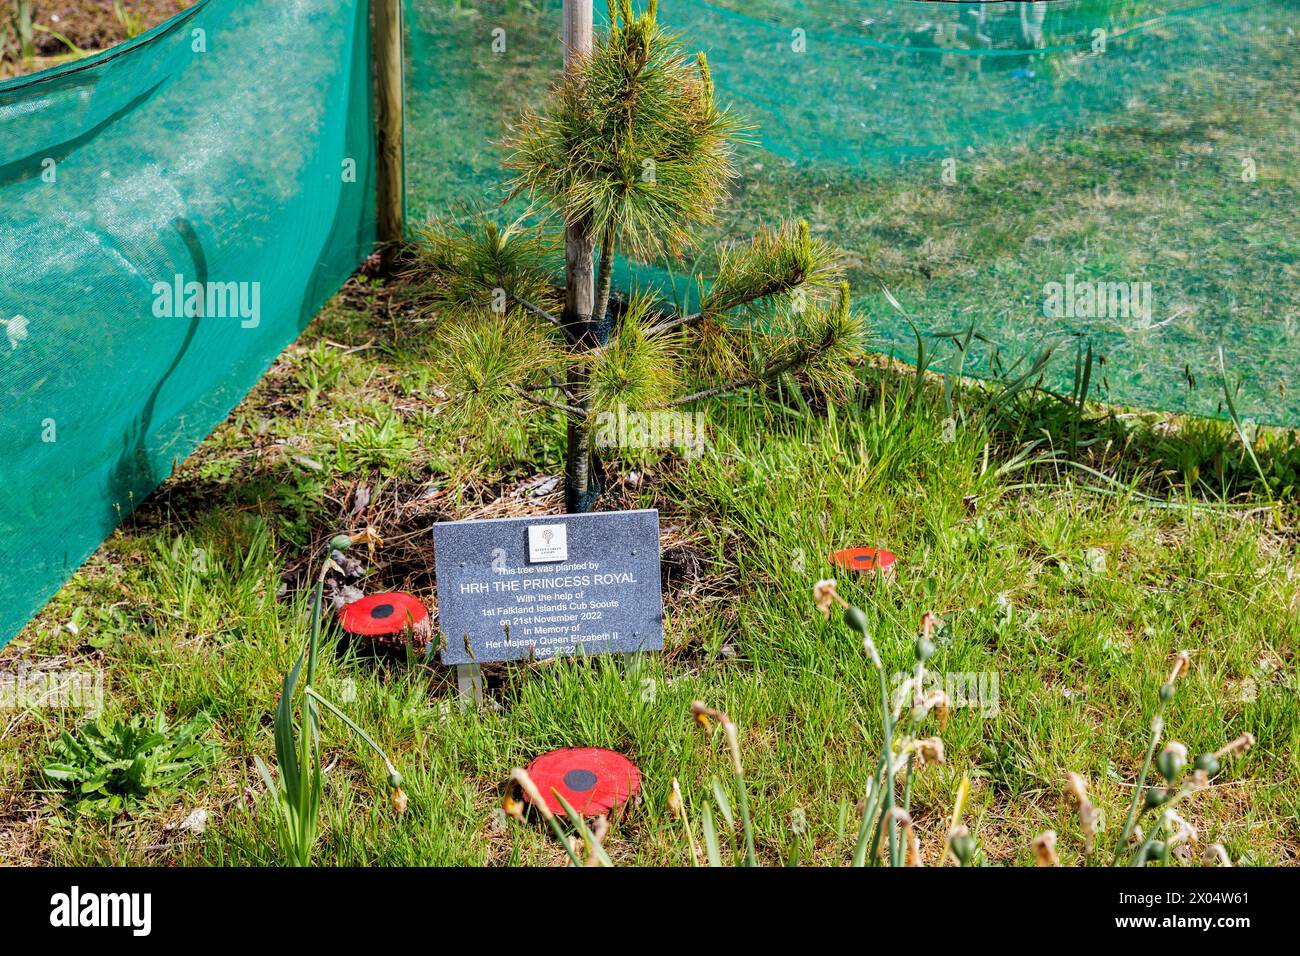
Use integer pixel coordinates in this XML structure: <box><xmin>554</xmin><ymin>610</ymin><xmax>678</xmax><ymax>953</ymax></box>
<box><xmin>565</xmin><ymin>413</ymin><xmax>595</xmax><ymax>512</ymax></box>
<box><xmin>593</xmin><ymin>227</ymin><xmax>616</xmax><ymax>345</ymax></box>
<box><xmin>563</xmin><ymin>0</ymin><xmax>597</xmax><ymax>513</ymax></box>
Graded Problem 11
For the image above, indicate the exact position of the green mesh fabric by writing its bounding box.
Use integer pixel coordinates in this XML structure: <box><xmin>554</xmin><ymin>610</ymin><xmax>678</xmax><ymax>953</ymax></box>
<box><xmin>0</xmin><ymin>0</ymin><xmax>376</xmax><ymax>645</ymax></box>
<box><xmin>405</xmin><ymin>0</ymin><xmax>1299</xmax><ymax>422</ymax></box>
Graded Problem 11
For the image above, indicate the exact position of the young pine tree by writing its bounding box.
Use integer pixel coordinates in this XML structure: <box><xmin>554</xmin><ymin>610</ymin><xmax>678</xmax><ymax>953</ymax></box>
<box><xmin>414</xmin><ymin>0</ymin><xmax>868</xmax><ymax>511</ymax></box>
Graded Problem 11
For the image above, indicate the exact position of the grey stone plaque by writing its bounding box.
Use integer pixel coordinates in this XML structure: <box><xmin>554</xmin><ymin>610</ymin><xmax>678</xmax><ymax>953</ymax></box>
<box><xmin>433</xmin><ymin>509</ymin><xmax>663</xmax><ymax>665</ymax></box>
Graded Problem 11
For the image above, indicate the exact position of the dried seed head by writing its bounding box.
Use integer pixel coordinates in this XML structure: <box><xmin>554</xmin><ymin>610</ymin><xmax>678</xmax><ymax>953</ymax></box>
<box><xmin>1064</xmin><ymin>772</ymin><xmax>1100</xmax><ymax>853</ymax></box>
<box><xmin>1201</xmin><ymin>844</ymin><xmax>1232</xmax><ymax>867</ymax></box>
<box><xmin>390</xmin><ymin>786</ymin><xmax>408</xmax><ymax>816</ymax></box>
<box><xmin>1166</xmin><ymin>810</ymin><xmax>1197</xmax><ymax>847</ymax></box>
<box><xmin>1160</xmin><ymin>650</ymin><xmax>1191</xmax><ymax>702</ymax></box>
<box><xmin>348</xmin><ymin>525</ymin><xmax>384</xmax><ymax>560</ymax></box>
<box><xmin>813</xmin><ymin>579</ymin><xmax>839</xmax><ymax>619</ymax></box>
<box><xmin>888</xmin><ymin>807</ymin><xmax>917</xmax><ymax>864</ymax></box>
<box><xmin>861</xmin><ymin>635</ymin><xmax>881</xmax><ymax>668</ymax></box>
<box><xmin>1032</xmin><ymin>830</ymin><xmax>1059</xmax><ymax>867</ymax></box>
<box><xmin>919</xmin><ymin>690</ymin><xmax>949</xmax><ymax>719</ymax></box>
<box><xmin>668</xmin><ymin>778</ymin><xmax>684</xmax><ymax>819</ymax></box>
<box><xmin>502</xmin><ymin>783</ymin><xmax>526</xmax><ymax>822</ymax></box>
<box><xmin>1079</xmin><ymin>803</ymin><xmax>1099</xmax><ymax>855</ymax></box>
<box><xmin>585</xmin><ymin>814</ymin><xmax>611</xmax><ymax>866</ymax></box>
<box><xmin>723</xmin><ymin>720</ymin><xmax>743</xmax><ymax>777</ymax></box>
<box><xmin>916</xmin><ymin>737</ymin><xmax>946</xmax><ymax>767</ymax></box>
<box><xmin>906</xmin><ymin>827</ymin><xmax>924</xmax><ymax>867</ymax></box>
<box><xmin>1168</xmin><ymin>650</ymin><xmax>1191</xmax><ymax>683</ymax></box>
<box><xmin>1215</xmin><ymin>732</ymin><xmax>1255</xmax><ymax>760</ymax></box>
<box><xmin>1065</xmin><ymin>772</ymin><xmax>1088</xmax><ymax>806</ymax></box>
<box><xmin>690</xmin><ymin>700</ymin><xmax>712</xmax><ymax>732</ymax></box>
<box><xmin>510</xmin><ymin>768</ymin><xmax>552</xmax><ymax>821</ymax></box>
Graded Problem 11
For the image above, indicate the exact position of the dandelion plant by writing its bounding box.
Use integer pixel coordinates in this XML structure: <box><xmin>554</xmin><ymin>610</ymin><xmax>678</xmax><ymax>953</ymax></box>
<box><xmin>413</xmin><ymin>0</ymin><xmax>867</xmax><ymax>511</ymax></box>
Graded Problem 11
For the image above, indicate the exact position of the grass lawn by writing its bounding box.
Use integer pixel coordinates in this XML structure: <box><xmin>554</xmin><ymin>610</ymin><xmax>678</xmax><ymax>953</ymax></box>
<box><xmin>1</xmin><ymin>271</ymin><xmax>1296</xmax><ymax>865</ymax></box>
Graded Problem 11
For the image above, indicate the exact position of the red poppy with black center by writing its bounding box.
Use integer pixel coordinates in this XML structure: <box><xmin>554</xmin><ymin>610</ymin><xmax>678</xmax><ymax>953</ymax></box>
<box><xmin>524</xmin><ymin>747</ymin><xmax>641</xmax><ymax>816</ymax></box>
<box><xmin>339</xmin><ymin>592</ymin><xmax>428</xmax><ymax>636</ymax></box>
<box><xmin>831</xmin><ymin>547</ymin><xmax>897</xmax><ymax>577</ymax></box>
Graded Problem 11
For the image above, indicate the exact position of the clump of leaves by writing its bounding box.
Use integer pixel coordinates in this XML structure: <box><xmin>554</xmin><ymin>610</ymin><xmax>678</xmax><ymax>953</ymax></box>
<box><xmin>44</xmin><ymin>713</ymin><xmax>217</xmax><ymax>819</ymax></box>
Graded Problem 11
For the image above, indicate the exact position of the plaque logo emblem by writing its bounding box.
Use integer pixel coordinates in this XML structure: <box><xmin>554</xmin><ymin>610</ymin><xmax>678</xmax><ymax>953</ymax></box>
<box><xmin>527</xmin><ymin>523</ymin><xmax>568</xmax><ymax>563</ymax></box>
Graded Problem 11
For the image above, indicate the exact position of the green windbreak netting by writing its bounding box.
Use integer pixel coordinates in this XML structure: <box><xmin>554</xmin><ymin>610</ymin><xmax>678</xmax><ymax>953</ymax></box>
<box><xmin>0</xmin><ymin>0</ymin><xmax>376</xmax><ymax>646</ymax></box>
<box><xmin>405</xmin><ymin>0</ymin><xmax>1299</xmax><ymax>420</ymax></box>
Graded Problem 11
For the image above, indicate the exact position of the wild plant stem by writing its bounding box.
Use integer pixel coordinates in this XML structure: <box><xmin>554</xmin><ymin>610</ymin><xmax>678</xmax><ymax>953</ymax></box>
<box><xmin>894</xmin><ymin>755</ymin><xmax>916</xmax><ymax>868</ymax></box>
<box><xmin>679</xmin><ymin>800</ymin><xmax>701</xmax><ymax>866</ymax></box>
<box><xmin>851</xmin><ymin>751</ymin><xmax>887</xmax><ymax>867</ymax></box>
<box><xmin>303</xmin><ymin>687</ymin><xmax>398</xmax><ymax>777</ymax></box>
<box><xmin>1113</xmin><ymin>711</ymin><xmax>1164</xmax><ymax>865</ymax></box>
<box><xmin>1130</xmin><ymin>813</ymin><xmax>1166</xmax><ymax>867</ymax></box>
<box><xmin>545</xmin><ymin>812</ymin><xmax>585</xmax><ymax>867</ymax></box>
<box><xmin>718</xmin><ymin>719</ymin><xmax>758</xmax><ymax>866</ymax></box>
<box><xmin>868</xmin><ymin>665</ymin><xmax>897</xmax><ymax>866</ymax></box>
<box><xmin>734</xmin><ymin>768</ymin><xmax>758</xmax><ymax>867</ymax></box>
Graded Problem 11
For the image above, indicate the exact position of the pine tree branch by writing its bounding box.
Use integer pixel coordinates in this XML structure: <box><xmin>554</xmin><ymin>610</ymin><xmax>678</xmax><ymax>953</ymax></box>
<box><xmin>511</xmin><ymin>385</ymin><xmax>585</xmax><ymax>417</ymax></box>
<box><xmin>548</xmin><ymin>373</ymin><xmax>578</xmax><ymax>402</ymax></box>
<box><xmin>645</xmin><ymin>310</ymin><xmax>703</xmax><ymax>337</ymax></box>
<box><xmin>510</xmin><ymin>293</ymin><xmax>578</xmax><ymax>345</ymax></box>
<box><xmin>645</xmin><ymin>278</ymin><xmax>805</xmax><ymax>338</ymax></box>
<box><xmin>655</xmin><ymin>328</ymin><xmax>837</xmax><ymax>408</ymax></box>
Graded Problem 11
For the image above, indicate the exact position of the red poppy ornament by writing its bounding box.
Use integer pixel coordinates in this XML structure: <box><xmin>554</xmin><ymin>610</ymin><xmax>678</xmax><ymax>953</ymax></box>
<box><xmin>524</xmin><ymin>747</ymin><xmax>641</xmax><ymax>816</ymax></box>
<box><xmin>831</xmin><ymin>547</ymin><xmax>897</xmax><ymax>580</ymax></box>
<box><xmin>339</xmin><ymin>591</ymin><xmax>431</xmax><ymax>652</ymax></box>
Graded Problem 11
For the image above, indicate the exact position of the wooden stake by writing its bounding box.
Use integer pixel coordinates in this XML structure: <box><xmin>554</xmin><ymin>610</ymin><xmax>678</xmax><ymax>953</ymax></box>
<box><xmin>562</xmin><ymin>0</ymin><xmax>594</xmax><ymax>332</ymax></box>
<box><xmin>373</xmin><ymin>0</ymin><xmax>405</xmax><ymax>271</ymax></box>
<box><xmin>456</xmin><ymin>663</ymin><xmax>484</xmax><ymax>712</ymax></box>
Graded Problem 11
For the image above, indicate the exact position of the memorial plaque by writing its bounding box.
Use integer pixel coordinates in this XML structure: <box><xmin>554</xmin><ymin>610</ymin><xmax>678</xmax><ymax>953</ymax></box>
<box><xmin>433</xmin><ymin>509</ymin><xmax>663</xmax><ymax>665</ymax></box>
